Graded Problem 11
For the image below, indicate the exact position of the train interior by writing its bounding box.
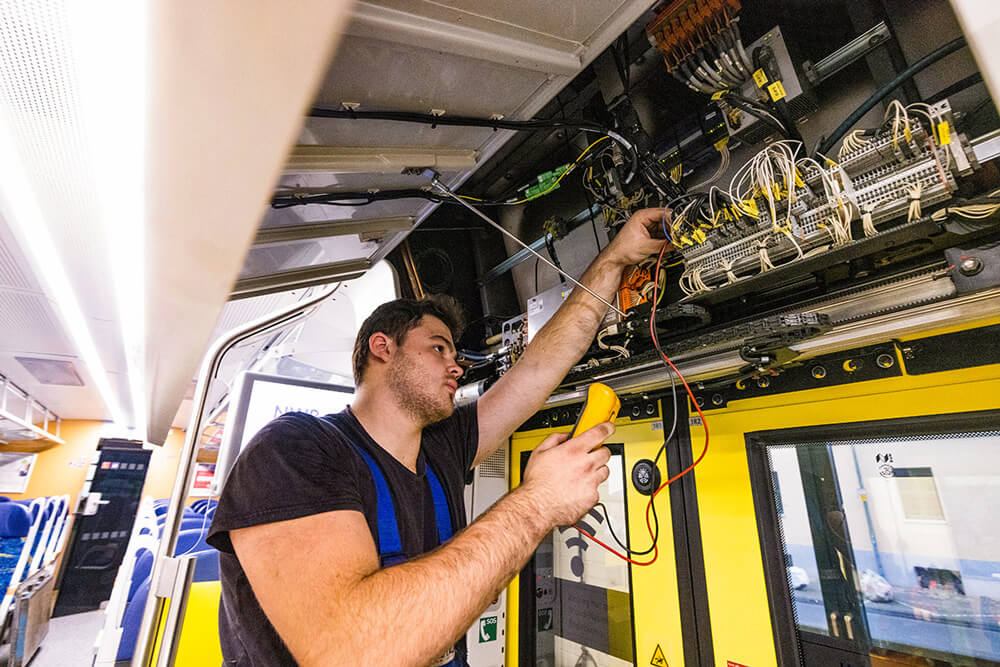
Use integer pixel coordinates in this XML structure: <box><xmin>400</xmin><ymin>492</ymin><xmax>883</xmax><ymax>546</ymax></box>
<box><xmin>0</xmin><ymin>0</ymin><xmax>999</xmax><ymax>665</ymax></box>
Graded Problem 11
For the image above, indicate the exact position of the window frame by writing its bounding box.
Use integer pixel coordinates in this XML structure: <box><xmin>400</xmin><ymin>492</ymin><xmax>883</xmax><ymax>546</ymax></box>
<box><xmin>745</xmin><ymin>408</ymin><xmax>1000</xmax><ymax>667</ymax></box>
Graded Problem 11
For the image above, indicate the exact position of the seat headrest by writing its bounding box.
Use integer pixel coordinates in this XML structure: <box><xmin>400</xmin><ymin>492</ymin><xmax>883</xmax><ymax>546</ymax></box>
<box><xmin>0</xmin><ymin>503</ymin><xmax>31</xmax><ymax>537</ymax></box>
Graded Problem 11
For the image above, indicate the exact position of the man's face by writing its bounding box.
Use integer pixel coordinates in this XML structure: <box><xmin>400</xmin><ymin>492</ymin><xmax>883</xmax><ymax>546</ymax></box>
<box><xmin>385</xmin><ymin>315</ymin><xmax>463</xmax><ymax>425</ymax></box>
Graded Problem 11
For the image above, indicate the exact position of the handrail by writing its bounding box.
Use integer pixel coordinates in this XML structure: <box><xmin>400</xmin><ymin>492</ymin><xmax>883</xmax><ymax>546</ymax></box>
<box><xmin>131</xmin><ymin>283</ymin><xmax>340</xmax><ymax>667</ymax></box>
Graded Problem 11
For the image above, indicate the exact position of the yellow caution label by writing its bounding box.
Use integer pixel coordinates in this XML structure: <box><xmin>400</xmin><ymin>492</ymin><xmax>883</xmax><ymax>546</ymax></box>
<box><xmin>767</xmin><ymin>80</ymin><xmax>786</xmax><ymax>102</ymax></box>
<box><xmin>938</xmin><ymin>121</ymin><xmax>952</xmax><ymax>146</ymax></box>
<box><xmin>711</xmin><ymin>89</ymin><xmax>728</xmax><ymax>100</ymax></box>
<box><xmin>713</xmin><ymin>137</ymin><xmax>730</xmax><ymax>152</ymax></box>
<box><xmin>753</xmin><ymin>68</ymin><xmax>768</xmax><ymax>88</ymax></box>
<box><xmin>650</xmin><ymin>644</ymin><xmax>668</xmax><ymax>667</ymax></box>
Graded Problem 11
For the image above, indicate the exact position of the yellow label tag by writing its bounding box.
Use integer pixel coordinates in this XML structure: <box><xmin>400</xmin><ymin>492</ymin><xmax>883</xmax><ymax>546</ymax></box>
<box><xmin>767</xmin><ymin>80</ymin><xmax>786</xmax><ymax>102</ymax></box>
<box><xmin>710</xmin><ymin>89</ymin><xmax>727</xmax><ymax>100</ymax></box>
<box><xmin>713</xmin><ymin>137</ymin><xmax>730</xmax><ymax>152</ymax></box>
<box><xmin>692</xmin><ymin>228</ymin><xmax>706</xmax><ymax>243</ymax></box>
<box><xmin>904</xmin><ymin>125</ymin><xmax>912</xmax><ymax>143</ymax></box>
<box><xmin>753</xmin><ymin>68</ymin><xmax>768</xmax><ymax>88</ymax></box>
<box><xmin>794</xmin><ymin>168</ymin><xmax>805</xmax><ymax>189</ymax></box>
<box><xmin>742</xmin><ymin>199</ymin><xmax>759</xmax><ymax>217</ymax></box>
<box><xmin>938</xmin><ymin>121</ymin><xmax>952</xmax><ymax>146</ymax></box>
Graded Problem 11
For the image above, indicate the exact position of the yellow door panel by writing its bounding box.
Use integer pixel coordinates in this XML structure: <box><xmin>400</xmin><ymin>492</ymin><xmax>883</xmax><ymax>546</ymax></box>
<box><xmin>695</xmin><ymin>363</ymin><xmax>1000</xmax><ymax>667</ymax></box>
<box><xmin>507</xmin><ymin>415</ymin><xmax>686</xmax><ymax>667</ymax></box>
<box><xmin>175</xmin><ymin>581</ymin><xmax>223</xmax><ymax>666</ymax></box>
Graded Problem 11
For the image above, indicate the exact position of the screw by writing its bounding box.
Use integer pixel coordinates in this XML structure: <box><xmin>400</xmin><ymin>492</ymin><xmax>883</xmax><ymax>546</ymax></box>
<box><xmin>757</xmin><ymin>377</ymin><xmax>770</xmax><ymax>388</ymax></box>
<box><xmin>711</xmin><ymin>393</ymin><xmax>725</xmax><ymax>406</ymax></box>
<box><xmin>811</xmin><ymin>366</ymin><xmax>827</xmax><ymax>379</ymax></box>
<box><xmin>959</xmin><ymin>257</ymin><xmax>984</xmax><ymax>276</ymax></box>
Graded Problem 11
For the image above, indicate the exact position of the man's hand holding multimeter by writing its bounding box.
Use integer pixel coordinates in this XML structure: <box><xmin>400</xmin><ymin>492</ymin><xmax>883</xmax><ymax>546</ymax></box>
<box><xmin>519</xmin><ymin>383</ymin><xmax>620</xmax><ymax>527</ymax></box>
<box><xmin>569</xmin><ymin>383</ymin><xmax>621</xmax><ymax>442</ymax></box>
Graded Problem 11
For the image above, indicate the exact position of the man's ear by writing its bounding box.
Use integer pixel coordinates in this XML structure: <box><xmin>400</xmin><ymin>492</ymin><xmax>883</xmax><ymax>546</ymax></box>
<box><xmin>368</xmin><ymin>331</ymin><xmax>394</xmax><ymax>364</ymax></box>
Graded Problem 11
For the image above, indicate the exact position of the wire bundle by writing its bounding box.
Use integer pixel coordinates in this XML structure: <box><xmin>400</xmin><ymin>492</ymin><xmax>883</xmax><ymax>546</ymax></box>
<box><xmin>838</xmin><ymin>129</ymin><xmax>872</xmax><ymax>160</ymax></box>
<box><xmin>676</xmin><ymin>140</ymin><xmax>867</xmax><ymax>294</ymax></box>
<box><xmin>646</xmin><ymin>0</ymin><xmax>752</xmax><ymax>95</ymax></box>
<box><xmin>930</xmin><ymin>189</ymin><xmax>1000</xmax><ymax>221</ymax></box>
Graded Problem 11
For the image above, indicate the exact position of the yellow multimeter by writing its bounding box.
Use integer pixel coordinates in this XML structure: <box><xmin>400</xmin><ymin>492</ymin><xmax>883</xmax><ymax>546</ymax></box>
<box><xmin>570</xmin><ymin>382</ymin><xmax>622</xmax><ymax>439</ymax></box>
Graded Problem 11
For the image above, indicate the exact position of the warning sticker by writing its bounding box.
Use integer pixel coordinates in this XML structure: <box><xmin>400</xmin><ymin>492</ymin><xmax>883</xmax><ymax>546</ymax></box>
<box><xmin>651</xmin><ymin>644</ymin><xmax>667</xmax><ymax>667</ymax></box>
<box><xmin>767</xmin><ymin>80</ymin><xmax>787</xmax><ymax>102</ymax></box>
<box><xmin>727</xmin><ymin>661</ymin><xmax>750</xmax><ymax>667</ymax></box>
<box><xmin>752</xmin><ymin>68</ymin><xmax>768</xmax><ymax>87</ymax></box>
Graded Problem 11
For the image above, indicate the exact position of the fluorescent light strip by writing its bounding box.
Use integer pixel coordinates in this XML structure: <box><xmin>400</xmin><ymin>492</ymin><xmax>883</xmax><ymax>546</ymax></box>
<box><xmin>67</xmin><ymin>1</ymin><xmax>147</xmax><ymax>435</ymax></box>
<box><xmin>0</xmin><ymin>119</ymin><xmax>126</xmax><ymax>426</ymax></box>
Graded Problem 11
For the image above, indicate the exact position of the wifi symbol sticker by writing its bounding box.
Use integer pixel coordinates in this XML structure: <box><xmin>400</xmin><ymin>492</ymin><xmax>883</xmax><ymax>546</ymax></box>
<box><xmin>558</xmin><ymin>508</ymin><xmax>605</xmax><ymax>580</ymax></box>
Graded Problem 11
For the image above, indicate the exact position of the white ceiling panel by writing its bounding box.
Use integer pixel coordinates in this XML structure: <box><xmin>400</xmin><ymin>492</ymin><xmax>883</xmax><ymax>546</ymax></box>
<box><xmin>0</xmin><ymin>231</ymin><xmax>35</xmax><ymax>291</ymax></box>
<box><xmin>0</xmin><ymin>350</ymin><xmax>106</xmax><ymax>420</ymax></box>
<box><xmin>0</xmin><ymin>291</ymin><xmax>72</xmax><ymax>355</ymax></box>
<box><xmin>427</xmin><ymin>0</ymin><xmax>632</xmax><ymax>46</ymax></box>
<box><xmin>312</xmin><ymin>34</ymin><xmax>552</xmax><ymax>116</ymax></box>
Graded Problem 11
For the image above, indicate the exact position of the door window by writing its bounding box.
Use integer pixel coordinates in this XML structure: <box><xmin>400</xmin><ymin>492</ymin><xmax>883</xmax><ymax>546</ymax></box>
<box><xmin>764</xmin><ymin>430</ymin><xmax>1000</xmax><ymax>665</ymax></box>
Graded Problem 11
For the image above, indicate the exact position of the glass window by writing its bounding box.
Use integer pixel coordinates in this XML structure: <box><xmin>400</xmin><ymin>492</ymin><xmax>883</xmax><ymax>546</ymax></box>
<box><xmin>763</xmin><ymin>430</ymin><xmax>1000</xmax><ymax>665</ymax></box>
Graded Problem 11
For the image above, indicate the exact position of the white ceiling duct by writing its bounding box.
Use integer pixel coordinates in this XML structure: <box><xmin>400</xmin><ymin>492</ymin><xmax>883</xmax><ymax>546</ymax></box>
<box><xmin>143</xmin><ymin>0</ymin><xmax>356</xmax><ymax>444</ymax></box>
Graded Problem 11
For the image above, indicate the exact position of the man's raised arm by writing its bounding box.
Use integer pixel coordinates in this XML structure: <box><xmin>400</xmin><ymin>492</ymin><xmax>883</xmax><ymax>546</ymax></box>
<box><xmin>474</xmin><ymin>208</ymin><xmax>669</xmax><ymax>464</ymax></box>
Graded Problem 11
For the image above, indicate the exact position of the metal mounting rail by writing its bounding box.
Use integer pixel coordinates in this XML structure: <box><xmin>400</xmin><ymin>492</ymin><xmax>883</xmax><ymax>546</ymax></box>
<box><xmin>132</xmin><ymin>283</ymin><xmax>341</xmax><ymax>667</ymax></box>
<box><xmin>543</xmin><ymin>284</ymin><xmax>1000</xmax><ymax>407</ymax></box>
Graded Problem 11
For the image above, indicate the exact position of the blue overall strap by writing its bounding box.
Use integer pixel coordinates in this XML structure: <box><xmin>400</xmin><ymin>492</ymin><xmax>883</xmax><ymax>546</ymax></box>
<box><xmin>425</xmin><ymin>464</ymin><xmax>453</xmax><ymax>544</ymax></box>
<box><xmin>347</xmin><ymin>443</ymin><xmax>403</xmax><ymax>562</ymax></box>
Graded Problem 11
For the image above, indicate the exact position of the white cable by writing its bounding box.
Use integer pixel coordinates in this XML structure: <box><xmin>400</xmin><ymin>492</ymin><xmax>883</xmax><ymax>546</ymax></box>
<box><xmin>690</xmin><ymin>145</ymin><xmax>730</xmax><ymax>189</ymax></box>
<box><xmin>596</xmin><ymin>328</ymin><xmax>630</xmax><ymax>359</ymax></box>
<box><xmin>907</xmin><ymin>182</ymin><xmax>924</xmax><ymax>222</ymax></box>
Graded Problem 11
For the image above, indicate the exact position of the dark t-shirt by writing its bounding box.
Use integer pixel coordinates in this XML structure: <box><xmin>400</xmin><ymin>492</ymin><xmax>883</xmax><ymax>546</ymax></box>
<box><xmin>206</xmin><ymin>404</ymin><xmax>479</xmax><ymax>666</ymax></box>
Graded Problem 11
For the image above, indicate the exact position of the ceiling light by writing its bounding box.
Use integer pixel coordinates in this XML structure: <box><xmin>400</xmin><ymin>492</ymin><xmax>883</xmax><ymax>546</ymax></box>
<box><xmin>0</xmin><ymin>0</ymin><xmax>146</xmax><ymax>431</ymax></box>
<box><xmin>67</xmin><ymin>0</ymin><xmax>147</xmax><ymax>435</ymax></box>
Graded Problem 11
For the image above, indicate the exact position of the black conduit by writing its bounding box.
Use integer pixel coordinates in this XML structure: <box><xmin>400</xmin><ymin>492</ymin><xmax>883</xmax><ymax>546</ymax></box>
<box><xmin>816</xmin><ymin>36</ymin><xmax>967</xmax><ymax>157</ymax></box>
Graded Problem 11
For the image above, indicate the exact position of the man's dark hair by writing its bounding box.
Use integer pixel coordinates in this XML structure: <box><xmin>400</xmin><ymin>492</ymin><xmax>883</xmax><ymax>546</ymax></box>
<box><xmin>352</xmin><ymin>295</ymin><xmax>465</xmax><ymax>385</ymax></box>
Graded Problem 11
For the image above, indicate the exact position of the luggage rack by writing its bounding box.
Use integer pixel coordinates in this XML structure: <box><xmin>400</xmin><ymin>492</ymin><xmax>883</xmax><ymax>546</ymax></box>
<box><xmin>0</xmin><ymin>374</ymin><xmax>64</xmax><ymax>446</ymax></box>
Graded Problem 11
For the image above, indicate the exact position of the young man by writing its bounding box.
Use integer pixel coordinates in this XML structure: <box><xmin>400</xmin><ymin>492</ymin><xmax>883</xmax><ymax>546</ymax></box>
<box><xmin>206</xmin><ymin>208</ymin><xmax>668</xmax><ymax>666</ymax></box>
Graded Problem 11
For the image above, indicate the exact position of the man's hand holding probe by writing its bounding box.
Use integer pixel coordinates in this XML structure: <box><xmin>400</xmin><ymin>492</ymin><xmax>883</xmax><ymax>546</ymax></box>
<box><xmin>516</xmin><ymin>423</ymin><xmax>615</xmax><ymax>527</ymax></box>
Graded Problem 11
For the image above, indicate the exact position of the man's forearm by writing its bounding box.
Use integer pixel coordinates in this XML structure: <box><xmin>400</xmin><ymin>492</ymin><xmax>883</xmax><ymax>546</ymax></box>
<box><xmin>302</xmin><ymin>486</ymin><xmax>550</xmax><ymax>666</ymax></box>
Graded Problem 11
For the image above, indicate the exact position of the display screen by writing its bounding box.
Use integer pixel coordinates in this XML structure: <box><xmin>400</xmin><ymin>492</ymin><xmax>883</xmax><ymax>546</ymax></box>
<box><xmin>212</xmin><ymin>372</ymin><xmax>354</xmax><ymax>495</ymax></box>
<box><xmin>237</xmin><ymin>377</ymin><xmax>353</xmax><ymax>450</ymax></box>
